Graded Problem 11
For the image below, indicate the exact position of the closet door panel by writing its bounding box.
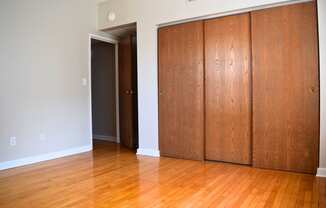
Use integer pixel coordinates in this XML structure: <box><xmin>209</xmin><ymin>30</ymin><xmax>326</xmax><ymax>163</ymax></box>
<box><xmin>204</xmin><ymin>13</ymin><xmax>252</xmax><ymax>164</ymax></box>
<box><xmin>159</xmin><ymin>21</ymin><xmax>204</xmax><ymax>160</ymax></box>
<box><xmin>251</xmin><ymin>2</ymin><xmax>319</xmax><ymax>173</ymax></box>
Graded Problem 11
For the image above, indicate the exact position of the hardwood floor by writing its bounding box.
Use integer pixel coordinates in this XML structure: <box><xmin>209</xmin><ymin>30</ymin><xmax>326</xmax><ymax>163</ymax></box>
<box><xmin>0</xmin><ymin>140</ymin><xmax>325</xmax><ymax>208</ymax></box>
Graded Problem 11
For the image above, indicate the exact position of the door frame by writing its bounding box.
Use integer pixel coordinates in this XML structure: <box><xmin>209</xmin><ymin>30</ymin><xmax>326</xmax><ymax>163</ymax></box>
<box><xmin>88</xmin><ymin>34</ymin><xmax>120</xmax><ymax>144</ymax></box>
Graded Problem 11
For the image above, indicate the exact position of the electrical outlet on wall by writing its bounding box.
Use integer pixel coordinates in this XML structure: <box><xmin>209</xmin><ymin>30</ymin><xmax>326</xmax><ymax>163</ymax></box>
<box><xmin>10</xmin><ymin>137</ymin><xmax>16</xmax><ymax>146</ymax></box>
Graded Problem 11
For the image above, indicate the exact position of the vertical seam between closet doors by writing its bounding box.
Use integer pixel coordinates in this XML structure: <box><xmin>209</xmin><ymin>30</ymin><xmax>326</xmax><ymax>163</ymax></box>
<box><xmin>249</xmin><ymin>12</ymin><xmax>254</xmax><ymax>166</ymax></box>
<box><xmin>313</xmin><ymin>0</ymin><xmax>320</xmax><ymax>174</ymax></box>
<box><xmin>203</xmin><ymin>20</ymin><xmax>206</xmax><ymax>162</ymax></box>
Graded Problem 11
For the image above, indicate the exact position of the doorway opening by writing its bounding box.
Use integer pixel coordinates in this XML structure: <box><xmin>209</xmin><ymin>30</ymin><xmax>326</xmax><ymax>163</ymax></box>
<box><xmin>91</xmin><ymin>37</ymin><xmax>119</xmax><ymax>145</ymax></box>
<box><xmin>90</xmin><ymin>23</ymin><xmax>139</xmax><ymax>151</ymax></box>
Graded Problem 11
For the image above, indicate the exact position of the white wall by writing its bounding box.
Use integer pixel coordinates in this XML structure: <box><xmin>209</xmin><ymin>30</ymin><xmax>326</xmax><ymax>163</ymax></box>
<box><xmin>0</xmin><ymin>0</ymin><xmax>110</xmax><ymax>165</ymax></box>
<box><xmin>98</xmin><ymin>0</ymin><xmax>326</xmax><ymax>171</ymax></box>
<box><xmin>318</xmin><ymin>0</ymin><xmax>326</xmax><ymax>171</ymax></box>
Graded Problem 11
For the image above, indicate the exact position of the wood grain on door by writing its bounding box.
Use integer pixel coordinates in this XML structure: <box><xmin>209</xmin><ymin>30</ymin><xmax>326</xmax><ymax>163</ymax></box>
<box><xmin>204</xmin><ymin>13</ymin><xmax>252</xmax><ymax>165</ymax></box>
<box><xmin>159</xmin><ymin>21</ymin><xmax>205</xmax><ymax>160</ymax></box>
<box><xmin>251</xmin><ymin>2</ymin><xmax>319</xmax><ymax>173</ymax></box>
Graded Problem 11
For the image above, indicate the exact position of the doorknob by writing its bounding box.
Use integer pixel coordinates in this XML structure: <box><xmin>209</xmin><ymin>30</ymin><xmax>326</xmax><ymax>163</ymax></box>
<box><xmin>125</xmin><ymin>90</ymin><xmax>137</xmax><ymax>95</ymax></box>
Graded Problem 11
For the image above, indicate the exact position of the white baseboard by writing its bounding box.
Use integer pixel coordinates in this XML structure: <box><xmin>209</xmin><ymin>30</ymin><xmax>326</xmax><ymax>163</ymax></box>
<box><xmin>0</xmin><ymin>145</ymin><xmax>92</xmax><ymax>171</ymax></box>
<box><xmin>317</xmin><ymin>168</ymin><xmax>326</xmax><ymax>177</ymax></box>
<box><xmin>137</xmin><ymin>148</ymin><xmax>160</xmax><ymax>157</ymax></box>
<box><xmin>93</xmin><ymin>134</ymin><xmax>117</xmax><ymax>143</ymax></box>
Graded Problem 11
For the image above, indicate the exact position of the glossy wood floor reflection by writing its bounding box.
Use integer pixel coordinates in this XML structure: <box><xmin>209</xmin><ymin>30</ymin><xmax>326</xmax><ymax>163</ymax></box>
<box><xmin>0</xmin><ymin>141</ymin><xmax>325</xmax><ymax>208</ymax></box>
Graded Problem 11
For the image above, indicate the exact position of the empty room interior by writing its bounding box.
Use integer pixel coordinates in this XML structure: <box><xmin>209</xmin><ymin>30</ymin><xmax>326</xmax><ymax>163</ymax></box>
<box><xmin>0</xmin><ymin>0</ymin><xmax>326</xmax><ymax>207</ymax></box>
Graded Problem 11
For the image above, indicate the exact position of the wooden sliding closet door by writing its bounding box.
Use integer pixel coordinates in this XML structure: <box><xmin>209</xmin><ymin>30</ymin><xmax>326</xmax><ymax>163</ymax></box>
<box><xmin>159</xmin><ymin>21</ymin><xmax>204</xmax><ymax>160</ymax></box>
<box><xmin>251</xmin><ymin>3</ymin><xmax>319</xmax><ymax>173</ymax></box>
<box><xmin>204</xmin><ymin>14</ymin><xmax>252</xmax><ymax>164</ymax></box>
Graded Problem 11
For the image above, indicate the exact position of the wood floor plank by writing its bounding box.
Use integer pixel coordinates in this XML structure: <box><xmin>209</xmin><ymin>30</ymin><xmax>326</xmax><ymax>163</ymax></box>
<box><xmin>0</xmin><ymin>140</ymin><xmax>325</xmax><ymax>208</ymax></box>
